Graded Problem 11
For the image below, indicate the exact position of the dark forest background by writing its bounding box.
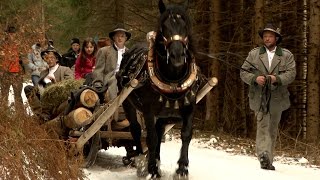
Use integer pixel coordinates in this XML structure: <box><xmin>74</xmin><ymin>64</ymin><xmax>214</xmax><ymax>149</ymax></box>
<box><xmin>0</xmin><ymin>0</ymin><xmax>319</xmax><ymax>170</ymax></box>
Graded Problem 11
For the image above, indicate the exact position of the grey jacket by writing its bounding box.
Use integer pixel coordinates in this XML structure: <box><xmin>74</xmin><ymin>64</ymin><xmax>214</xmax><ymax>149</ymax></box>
<box><xmin>240</xmin><ymin>46</ymin><xmax>296</xmax><ymax>112</ymax></box>
<box><xmin>38</xmin><ymin>65</ymin><xmax>74</xmax><ymax>86</ymax></box>
<box><xmin>26</xmin><ymin>44</ymin><xmax>48</xmax><ymax>76</ymax></box>
<box><xmin>92</xmin><ymin>44</ymin><xmax>128</xmax><ymax>99</ymax></box>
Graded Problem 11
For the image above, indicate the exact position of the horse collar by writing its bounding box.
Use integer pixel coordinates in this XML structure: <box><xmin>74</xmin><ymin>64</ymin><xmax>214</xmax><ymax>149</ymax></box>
<box><xmin>146</xmin><ymin>48</ymin><xmax>197</xmax><ymax>94</ymax></box>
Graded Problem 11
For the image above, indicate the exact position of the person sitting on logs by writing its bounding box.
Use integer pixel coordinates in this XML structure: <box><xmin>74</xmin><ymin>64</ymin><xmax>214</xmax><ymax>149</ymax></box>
<box><xmin>24</xmin><ymin>46</ymin><xmax>74</xmax><ymax>123</ymax></box>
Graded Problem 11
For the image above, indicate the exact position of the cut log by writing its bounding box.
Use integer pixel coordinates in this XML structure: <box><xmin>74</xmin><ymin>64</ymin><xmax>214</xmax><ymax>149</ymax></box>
<box><xmin>42</xmin><ymin>116</ymin><xmax>67</xmax><ymax>138</ymax></box>
<box><xmin>111</xmin><ymin>119</ymin><xmax>130</xmax><ymax>130</ymax></box>
<box><xmin>64</xmin><ymin>107</ymin><xmax>93</xmax><ymax>128</ymax></box>
<box><xmin>76</xmin><ymin>79</ymin><xmax>139</xmax><ymax>150</ymax></box>
<box><xmin>80</xmin><ymin>89</ymin><xmax>99</xmax><ymax>108</ymax></box>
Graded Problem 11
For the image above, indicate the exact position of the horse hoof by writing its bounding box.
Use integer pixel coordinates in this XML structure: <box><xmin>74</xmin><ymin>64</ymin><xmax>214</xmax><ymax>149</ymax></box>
<box><xmin>146</xmin><ymin>173</ymin><xmax>161</xmax><ymax>179</ymax></box>
<box><xmin>175</xmin><ymin>166</ymin><xmax>189</xmax><ymax>178</ymax></box>
<box><xmin>173</xmin><ymin>173</ymin><xmax>189</xmax><ymax>180</ymax></box>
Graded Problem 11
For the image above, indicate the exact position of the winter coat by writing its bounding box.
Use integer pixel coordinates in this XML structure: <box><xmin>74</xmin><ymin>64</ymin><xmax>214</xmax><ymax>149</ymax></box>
<box><xmin>26</xmin><ymin>44</ymin><xmax>48</xmax><ymax>76</ymax></box>
<box><xmin>92</xmin><ymin>44</ymin><xmax>128</xmax><ymax>99</ymax></box>
<box><xmin>74</xmin><ymin>53</ymin><xmax>96</xmax><ymax>79</ymax></box>
<box><xmin>61</xmin><ymin>49</ymin><xmax>79</xmax><ymax>69</ymax></box>
<box><xmin>240</xmin><ymin>46</ymin><xmax>296</xmax><ymax>113</ymax></box>
<box><xmin>38</xmin><ymin>65</ymin><xmax>74</xmax><ymax>88</ymax></box>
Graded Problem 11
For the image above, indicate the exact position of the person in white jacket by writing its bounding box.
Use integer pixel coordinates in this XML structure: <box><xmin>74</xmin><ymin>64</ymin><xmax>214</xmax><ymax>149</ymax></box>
<box><xmin>26</xmin><ymin>43</ymin><xmax>48</xmax><ymax>85</ymax></box>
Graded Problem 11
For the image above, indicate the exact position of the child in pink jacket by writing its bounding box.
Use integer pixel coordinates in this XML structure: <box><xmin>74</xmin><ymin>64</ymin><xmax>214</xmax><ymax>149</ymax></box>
<box><xmin>74</xmin><ymin>38</ymin><xmax>97</xmax><ymax>79</ymax></box>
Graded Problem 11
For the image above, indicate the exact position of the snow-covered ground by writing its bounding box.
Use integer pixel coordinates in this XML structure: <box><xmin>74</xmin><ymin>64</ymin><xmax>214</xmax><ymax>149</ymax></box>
<box><xmin>84</xmin><ymin>137</ymin><xmax>320</xmax><ymax>180</ymax></box>
<box><xmin>9</xmin><ymin>83</ymin><xmax>320</xmax><ymax>179</ymax></box>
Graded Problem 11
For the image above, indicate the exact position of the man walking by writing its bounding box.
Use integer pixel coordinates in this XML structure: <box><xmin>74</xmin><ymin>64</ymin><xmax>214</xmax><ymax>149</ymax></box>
<box><xmin>240</xmin><ymin>23</ymin><xmax>296</xmax><ymax>170</ymax></box>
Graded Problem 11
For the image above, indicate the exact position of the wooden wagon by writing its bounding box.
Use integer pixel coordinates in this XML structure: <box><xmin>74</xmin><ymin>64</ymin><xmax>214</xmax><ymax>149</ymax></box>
<box><xmin>44</xmin><ymin>76</ymin><xmax>217</xmax><ymax>168</ymax></box>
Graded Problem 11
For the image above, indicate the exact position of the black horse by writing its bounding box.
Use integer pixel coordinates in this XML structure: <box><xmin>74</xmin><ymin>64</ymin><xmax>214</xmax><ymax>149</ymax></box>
<box><xmin>117</xmin><ymin>0</ymin><xmax>201</xmax><ymax>178</ymax></box>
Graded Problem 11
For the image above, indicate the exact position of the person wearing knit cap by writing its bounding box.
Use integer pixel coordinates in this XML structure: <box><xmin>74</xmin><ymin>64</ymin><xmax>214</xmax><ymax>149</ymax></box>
<box><xmin>60</xmin><ymin>37</ymin><xmax>81</xmax><ymax>70</ymax></box>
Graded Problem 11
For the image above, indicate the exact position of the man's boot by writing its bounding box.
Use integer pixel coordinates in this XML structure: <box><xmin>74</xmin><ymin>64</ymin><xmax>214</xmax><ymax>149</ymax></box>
<box><xmin>259</xmin><ymin>152</ymin><xmax>275</xmax><ymax>170</ymax></box>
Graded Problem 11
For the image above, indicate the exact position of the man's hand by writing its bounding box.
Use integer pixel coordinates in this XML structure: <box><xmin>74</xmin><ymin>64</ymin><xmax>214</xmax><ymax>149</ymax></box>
<box><xmin>256</xmin><ymin>76</ymin><xmax>266</xmax><ymax>86</ymax></box>
<box><xmin>267</xmin><ymin>75</ymin><xmax>277</xmax><ymax>84</ymax></box>
<box><xmin>47</xmin><ymin>75</ymin><xmax>56</xmax><ymax>83</ymax></box>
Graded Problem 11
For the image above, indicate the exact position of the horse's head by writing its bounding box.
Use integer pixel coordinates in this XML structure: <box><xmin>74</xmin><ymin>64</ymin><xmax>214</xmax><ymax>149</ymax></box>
<box><xmin>156</xmin><ymin>0</ymin><xmax>193</xmax><ymax>79</ymax></box>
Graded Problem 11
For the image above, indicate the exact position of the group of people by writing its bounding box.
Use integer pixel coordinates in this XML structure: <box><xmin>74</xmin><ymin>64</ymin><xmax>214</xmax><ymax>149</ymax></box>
<box><xmin>0</xmin><ymin>22</ymin><xmax>296</xmax><ymax>171</ymax></box>
<box><xmin>0</xmin><ymin>23</ymin><xmax>130</xmax><ymax>118</ymax></box>
<box><xmin>22</xmin><ymin>23</ymin><xmax>131</xmax><ymax>121</ymax></box>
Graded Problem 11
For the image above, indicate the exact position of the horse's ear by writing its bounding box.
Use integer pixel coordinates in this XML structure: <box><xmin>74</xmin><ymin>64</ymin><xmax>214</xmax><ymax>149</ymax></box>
<box><xmin>159</xmin><ymin>0</ymin><xmax>166</xmax><ymax>14</ymax></box>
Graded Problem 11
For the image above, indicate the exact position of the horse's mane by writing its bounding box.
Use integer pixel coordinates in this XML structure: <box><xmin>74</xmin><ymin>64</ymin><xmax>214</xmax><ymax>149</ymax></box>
<box><xmin>155</xmin><ymin>4</ymin><xmax>196</xmax><ymax>54</ymax></box>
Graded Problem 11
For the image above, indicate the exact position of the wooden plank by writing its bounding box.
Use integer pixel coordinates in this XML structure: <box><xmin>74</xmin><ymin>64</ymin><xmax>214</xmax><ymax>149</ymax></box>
<box><xmin>75</xmin><ymin>79</ymin><xmax>139</xmax><ymax>150</ymax></box>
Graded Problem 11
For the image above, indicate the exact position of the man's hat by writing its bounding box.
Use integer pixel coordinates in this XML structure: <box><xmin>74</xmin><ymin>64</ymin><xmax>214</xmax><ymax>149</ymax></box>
<box><xmin>109</xmin><ymin>23</ymin><xmax>131</xmax><ymax>41</ymax></box>
<box><xmin>41</xmin><ymin>46</ymin><xmax>62</xmax><ymax>61</ymax></box>
<box><xmin>70</xmin><ymin>38</ymin><xmax>80</xmax><ymax>45</ymax></box>
<box><xmin>258</xmin><ymin>23</ymin><xmax>282</xmax><ymax>44</ymax></box>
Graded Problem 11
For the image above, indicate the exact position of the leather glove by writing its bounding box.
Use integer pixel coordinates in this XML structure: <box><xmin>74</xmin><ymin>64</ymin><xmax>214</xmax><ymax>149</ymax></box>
<box><xmin>93</xmin><ymin>82</ymin><xmax>103</xmax><ymax>91</ymax></box>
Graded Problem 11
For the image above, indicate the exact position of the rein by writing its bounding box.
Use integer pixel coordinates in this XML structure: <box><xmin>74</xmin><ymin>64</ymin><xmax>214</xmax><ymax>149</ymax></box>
<box><xmin>199</xmin><ymin>51</ymin><xmax>273</xmax><ymax>114</ymax></box>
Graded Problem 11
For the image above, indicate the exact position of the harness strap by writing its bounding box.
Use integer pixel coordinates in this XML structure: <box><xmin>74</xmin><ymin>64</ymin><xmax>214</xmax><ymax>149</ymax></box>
<box><xmin>260</xmin><ymin>75</ymin><xmax>272</xmax><ymax>114</ymax></box>
<box><xmin>146</xmin><ymin>31</ymin><xmax>197</xmax><ymax>94</ymax></box>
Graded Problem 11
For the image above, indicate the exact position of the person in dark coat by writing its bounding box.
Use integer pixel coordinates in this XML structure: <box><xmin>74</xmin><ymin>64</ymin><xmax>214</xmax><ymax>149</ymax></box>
<box><xmin>240</xmin><ymin>23</ymin><xmax>296</xmax><ymax>170</ymax></box>
<box><xmin>60</xmin><ymin>38</ymin><xmax>81</xmax><ymax>70</ymax></box>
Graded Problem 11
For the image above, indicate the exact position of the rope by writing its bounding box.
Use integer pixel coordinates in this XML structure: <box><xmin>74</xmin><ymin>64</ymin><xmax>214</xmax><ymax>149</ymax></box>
<box><xmin>260</xmin><ymin>75</ymin><xmax>272</xmax><ymax>114</ymax></box>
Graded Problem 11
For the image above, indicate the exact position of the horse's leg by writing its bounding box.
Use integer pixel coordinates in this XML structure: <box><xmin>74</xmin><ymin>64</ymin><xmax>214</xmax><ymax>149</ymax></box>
<box><xmin>122</xmin><ymin>99</ymin><xmax>143</xmax><ymax>155</ymax></box>
<box><xmin>144</xmin><ymin>113</ymin><xmax>161</xmax><ymax>178</ymax></box>
<box><xmin>155</xmin><ymin>119</ymin><xmax>165</xmax><ymax>161</ymax></box>
<box><xmin>176</xmin><ymin>106</ymin><xmax>194</xmax><ymax>176</ymax></box>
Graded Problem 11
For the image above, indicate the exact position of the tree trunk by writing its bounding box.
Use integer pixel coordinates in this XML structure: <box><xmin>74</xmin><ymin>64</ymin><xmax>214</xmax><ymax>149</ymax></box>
<box><xmin>204</xmin><ymin>0</ymin><xmax>221</xmax><ymax>131</ymax></box>
<box><xmin>115</xmin><ymin>0</ymin><xmax>124</xmax><ymax>24</ymax></box>
<box><xmin>306</xmin><ymin>0</ymin><xmax>320</xmax><ymax>143</ymax></box>
<box><xmin>253</xmin><ymin>0</ymin><xmax>264</xmax><ymax>48</ymax></box>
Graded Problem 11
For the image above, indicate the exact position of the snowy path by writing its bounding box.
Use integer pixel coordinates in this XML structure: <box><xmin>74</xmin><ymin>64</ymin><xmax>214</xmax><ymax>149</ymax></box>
<box><xmin>84</xmin><ymin>138</ymin><xmax>320</xmax><ymax>180</ymax></box>
<box><xmin>10</xmin><ymin>84</ymin><xmax>319</xmax><ymax>179</ymax></box>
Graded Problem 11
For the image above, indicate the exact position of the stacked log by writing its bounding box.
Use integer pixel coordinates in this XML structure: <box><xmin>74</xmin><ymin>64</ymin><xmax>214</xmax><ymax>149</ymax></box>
<box><xmin>63</xmin><ymin>89</ymin><xmax>99</xmax><ymax>129</ymax></box>
<box><xmin>79</xmin><ymin>89</ymin><xmax>99</xmax><ymax>108</ymax></box>
<box><xmin>64</xmin><ymin>107</ymin><xmax>93</xmax><ymax>128</ymax></box>
<box><xmin>111</xmin><ymin>119</ymin><xmax>130</xmax><ymax>130</ymax></box>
